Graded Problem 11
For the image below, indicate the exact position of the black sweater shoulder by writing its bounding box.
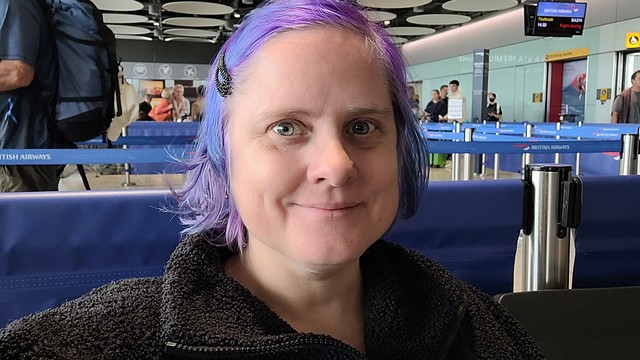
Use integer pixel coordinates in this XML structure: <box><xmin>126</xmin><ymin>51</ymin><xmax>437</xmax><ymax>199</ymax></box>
<box><xmin>0</xmin><ymin>277</ymin><xmax>164</xmax><ymax>360</ymax></box>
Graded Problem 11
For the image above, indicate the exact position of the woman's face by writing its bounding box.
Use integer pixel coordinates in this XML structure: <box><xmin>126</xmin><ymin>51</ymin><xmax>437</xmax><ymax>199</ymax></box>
<box><xmin>432</xmin><ymin>90</ymin><xmax>440</xmax><ymax>101</ymax></box>
<box><xmin>226</xmin><ymin>27</ymin><xmax>399</xmax><ymax>272</ymax></box>
<box><xmin>174</xmin><ymin>87</ymin><xmax>184</xmax><ymax>99</ymax></box>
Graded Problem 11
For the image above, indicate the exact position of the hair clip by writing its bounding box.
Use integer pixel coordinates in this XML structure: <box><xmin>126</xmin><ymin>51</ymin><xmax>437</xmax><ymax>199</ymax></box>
<box><xmin>215</xmin><ymin>52</ymin><xmax>233</xmax><ymax>97</ymax></box>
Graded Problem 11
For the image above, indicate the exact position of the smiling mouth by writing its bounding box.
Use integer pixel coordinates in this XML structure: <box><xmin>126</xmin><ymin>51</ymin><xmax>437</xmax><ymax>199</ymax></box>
<box><xmin>311</xmin><ymin>203</ymin><xmax>359</xmax><ymax>210</ymax></box>
<box><xmin>296</xmin><ymin>203</ymin><xmax>361</xmax><ymax>215</ymax></box>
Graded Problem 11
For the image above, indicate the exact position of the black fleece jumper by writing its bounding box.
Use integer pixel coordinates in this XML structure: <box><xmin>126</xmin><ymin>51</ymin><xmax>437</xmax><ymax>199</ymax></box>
<box><xmin>0</xmin><ymin>235</ymin><xmax>545</xmax><ymax>359</ymax></box>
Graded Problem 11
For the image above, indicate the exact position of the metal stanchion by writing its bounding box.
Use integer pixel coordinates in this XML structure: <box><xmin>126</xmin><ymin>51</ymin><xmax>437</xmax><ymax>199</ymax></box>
<box><xmin>494</xmin><ymin>121</ymin><xmax>501</xmax><ymax>180</ymax></box>
<box><xmin>619</xmin><ymin>133</ymin><xmax>639</xmax><ymax>175</ymax></box>
<box><xmin>521</xmin><ymin>164</ymin><xmax>581</xmax><ymax>291</ymax></box>
<box><xmin>453</xmin><ymin>127</ymin><xmax>475</xmax><ymax>181</ymax></box>
<box><xmin>575</xmin><ymin>121</ymin><xmax>582</xmax><ymax>175</ymax></box>
<box><xmin>451</xmin><ymin>121</ymin><xmax>462</xmax><ymax>181</ymax></box>
<box><xmin>554</xmin><ymin>122</ymin><xmax>561</xmax><ymax>164</ymax></box>
<box><xmin>521</xmin><ymin>123</ymin><xmax>534</xmax><ymax>177</ymax></box>
<box><xmin>479</xmin><ymin>121</ymin><xmax>487</xmax><ymax>176</ymax></box>
<box><xmin>121</xmin><ymin>126</ymin><xmax>136</xmax><ymax>187</ymax></box>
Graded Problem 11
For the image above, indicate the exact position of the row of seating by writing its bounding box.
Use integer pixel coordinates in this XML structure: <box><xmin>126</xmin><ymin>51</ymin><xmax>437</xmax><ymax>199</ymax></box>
<box><xmin>2</xmin><ymin>176</ymin><xmax>639</xmax><ymax>351</ymax></box>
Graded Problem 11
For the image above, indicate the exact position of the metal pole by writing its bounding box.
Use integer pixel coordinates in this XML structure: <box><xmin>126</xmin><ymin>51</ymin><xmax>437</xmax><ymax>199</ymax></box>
<box><xmin>554</xmin><ymin>122</ymin><xmax>561</xmax><ymax>164</ymax></box>
<box><xmin>619</xmin><ymin>133</ymin><xmax>639</xmax><ymax>176</ymax></box>
<box><xmin>494</xmin><ymin>121</ymin><xmax>501</xmax><ymax>180</ymax></box>
<box><xmin>521</xmin><ymin>123</ymin><xmax>534</xmax><ymax>178</ymax></box>
<box><xmin>637</xmin><ymin>127</ymin><xmax>640</xmax><ymax>176</ymax></box>
<box><xmin>575</xmin><ymin>121</ymin><xmax>582</xmax><ymax>175</ymax></box>
<box><xmin>521</xmin><ymin>164</ymin><xmax>574</xmax><ymax>291</ymax></box>
<box><xmin>478</xmin><ymin>121</ymin><xmax>487</xmax><ymax>176</ymax></box>
<box><xmin>451</xmin><ymin>121</ymin><xmax>462</xmax><ymax>181</ymax></box>
<box><xmin>121</xmin><ymin>126</ymin><xmax>136</xmax><ymax>187</ymax></box>
<box><xmin>461</xmin><ymin>127</ymin><xmax>475</xmax><ymax>180</ymax></box>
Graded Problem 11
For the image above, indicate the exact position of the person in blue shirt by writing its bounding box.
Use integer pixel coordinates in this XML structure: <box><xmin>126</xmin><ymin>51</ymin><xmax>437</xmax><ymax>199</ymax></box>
<box><xmin>0</xmin><ymin>0</ymin><xmax>60</xmax><ymax>191</ymax></box>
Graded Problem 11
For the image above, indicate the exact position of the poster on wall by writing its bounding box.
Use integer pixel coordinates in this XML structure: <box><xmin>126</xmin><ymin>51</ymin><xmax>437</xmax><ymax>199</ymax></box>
<box><xmin>562</xmin><ymin>59</ymin><xmax>587</xmax><ymax>122</ymax></box>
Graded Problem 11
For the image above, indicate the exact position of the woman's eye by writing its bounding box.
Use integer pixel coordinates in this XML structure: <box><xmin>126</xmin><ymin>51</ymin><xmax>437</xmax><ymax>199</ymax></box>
<box><xmin>272</xmin><ymin>122</ymin><xmax>297</xmax><ymax>136</ymax></box>
<box><xmin>351</xmin><ymin>121</ymin><xmax>374</xmax><ymax>135</ymax></box>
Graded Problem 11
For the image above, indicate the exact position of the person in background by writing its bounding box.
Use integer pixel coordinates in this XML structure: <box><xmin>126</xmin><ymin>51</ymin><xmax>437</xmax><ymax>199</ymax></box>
<box><xmin>407</xmin><ymin>85</ymin><xmax>421</xmax><ymax>121</ymax></box>
<box><xmin>0</xmin><ymin>1</ymin><xmax>545</xmax><ymax>358</ymax></box>
<box><xmin>148</xmin><ymin>87</ymin><xmax>173</xmax><ymax>122</ymax></box>
<box><xmin>423</xmin><ymin>89</ymin><xmax>447</xmax><ymax>123</ymax></box>
<box><xmin>486</xmin><ymin>92</ymin><xmax>503</xmax><ymax>122</ymax></box>
<box><xmin>171</xmin><ymin>83</ymin><xmax>190</xmax><ymax>121</ymax></box>
<box><xmin>440</xmin><ymin>84</ymin><xmax>449</xmax><ymax>106</ymax></box>
<box><xmin>190</xmin><ymin>85</ymin><xmax>206</xmax><ymax>121</ymax></box>
<box><xmin>0</xmin><ymin>0</ymin><xmax>61</xmax><ymax>192</ymax></box>
<box><xmin>445</xmin><ymin>79</ymin><xmax>467</xmax><ymax>122</ymax></box>
<box><xmin>611</xmin><ymin>69</ymin><xmax>640</xmax><ymax>123</ymax></box>
<box><xmin>438</xmin><ymin>84</ymin><xmax>449</xmax><ymax>121</ymax></box>
<box><xmin>138</xmin><ymin>93</ymin><xmax>153</xmax><ymax>121</ymax></box>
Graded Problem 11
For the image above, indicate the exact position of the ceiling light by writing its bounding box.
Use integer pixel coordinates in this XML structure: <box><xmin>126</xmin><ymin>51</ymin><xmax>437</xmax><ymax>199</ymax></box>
<box><xmin>242</xmin><ymin>0</ymin><xmax>254</xmax><ymax>4</ymax></box>
<box><xmin>148</xmin><ymin>3</ymin><xmax>160</xmax><ymax>16</ymax></box>
<box><xmin>383</xmin><ymin>20</ymin><xmax>391</xmax><ymax>26</ymax></box>
<box><xmin>413</xmin><ymin>6</ymin><xmax>424</xmax><ymax>13</ymax></box>
<box><xmin>234</xmin><ymin>12</ymin><xmax>241</xmax><ymax>18</ymax></box>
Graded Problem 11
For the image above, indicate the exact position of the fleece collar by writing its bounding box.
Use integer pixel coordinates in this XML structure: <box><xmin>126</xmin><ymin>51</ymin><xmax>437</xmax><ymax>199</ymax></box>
<box><xmin>160</xmin><ymin>235</ymin><xmax>468</xmax><ymax>359</ymax></box>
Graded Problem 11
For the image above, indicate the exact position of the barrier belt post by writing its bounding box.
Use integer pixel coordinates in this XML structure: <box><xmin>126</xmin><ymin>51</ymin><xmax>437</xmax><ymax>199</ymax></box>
<box><xmin>520</xmin><ymin>164</ymin><xmax>580</xmax><ymax>291</ymax></box>
<box><xmin>121</xmin><ymin>126</ymin><xmax>136</xmax><ymax>187</ymax></box>
<box><xmin>521</xmin><ymin>123</ymin><xmax>534</xmax><ymax>177</ymax></box>
<box><xmin>554</xmin><ymin>122</ymin><xmax>561</xmax><ymax>164</ymax></box>
<box><xmin>575</xmin><ymin>121</ymin><xmax>582</xmax><ymax>175</ymax></box>
<box><xmin>478</xmin><ymin>121</ymin><xmax>487</xmax><ymax>176</ymax></box>
<box><xmin>619</xmin><ymin>133</ymin><xmax>639</xmax><ymax>176</ymax></box>
<box><xmin>494</xmin><ymin>121</ymin><xmax>501</xmax><ymax>180</ymax></box>
<box><xmin>451</xmin><ymin>121</ymin><xmax>462</xmax><ymax>181</ymax></box>
<box><xmin>461</xmin><ymin>127</ymin><xmax>475</xmax><ymax>180</ymax></box>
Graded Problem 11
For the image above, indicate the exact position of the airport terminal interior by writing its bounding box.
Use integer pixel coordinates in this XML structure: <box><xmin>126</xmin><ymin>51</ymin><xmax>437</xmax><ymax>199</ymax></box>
<box><xmin>2</xmin><ymin>0</ymin><xmax>640</xmax><ymax>358</ymax></box>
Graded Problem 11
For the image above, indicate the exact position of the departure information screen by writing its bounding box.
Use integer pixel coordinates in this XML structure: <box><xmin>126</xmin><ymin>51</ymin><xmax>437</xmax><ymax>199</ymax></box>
<box><xmin>534</xmin><ymin>2</ymin><xmax>587</xmax><ymax>37</ymax></box>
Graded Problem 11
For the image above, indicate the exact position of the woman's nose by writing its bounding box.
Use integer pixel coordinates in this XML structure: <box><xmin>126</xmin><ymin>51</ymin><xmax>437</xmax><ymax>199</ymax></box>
<box><xmin>307</xmin><ymin>137</ymin><xmax>357</xmax><ymax>187</ymax></box>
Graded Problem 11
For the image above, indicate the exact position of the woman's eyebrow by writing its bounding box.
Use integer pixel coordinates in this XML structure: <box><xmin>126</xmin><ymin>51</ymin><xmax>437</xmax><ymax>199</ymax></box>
<box><xmin>257</xmin><ymin>108</ymin><xmax>312</xmax><ymax>120</ymax></box>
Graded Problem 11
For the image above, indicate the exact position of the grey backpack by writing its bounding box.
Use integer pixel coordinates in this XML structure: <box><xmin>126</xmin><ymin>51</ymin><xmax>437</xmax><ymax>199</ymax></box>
<box><xmin>42</xmin><ymin>0</ymin><xmax>122</xmax><ymax>143</ymax></box>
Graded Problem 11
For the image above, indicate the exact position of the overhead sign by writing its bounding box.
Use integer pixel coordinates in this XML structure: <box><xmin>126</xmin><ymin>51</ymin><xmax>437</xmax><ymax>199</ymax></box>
<box><xmin>122</xmin><ymin>62</ymin><xmax>211</xmax><ymax>80</ymax></box>
<box><xmin>544</xmin><ymin>47</ymin><xmax>589</xmax><ymax>62</ymax></box>
<box><xmin>626</xmin><ymin>32</ymin><xmax>640</xmax><ymax>49</ymax></box>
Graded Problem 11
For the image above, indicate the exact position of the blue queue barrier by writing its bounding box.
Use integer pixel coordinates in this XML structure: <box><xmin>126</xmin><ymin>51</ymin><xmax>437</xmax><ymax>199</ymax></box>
<box><xmin>125</xmin><ymin>121</ymin><xmax>199</xmax><ymax>174</ymax></box>
<box><xmin>385</xmin><ymin>179</ymin><xmax>524</xmax><ymax>295</ymax></box>
<box><xmin>422</xmin><ymin>122</ymin><xmax>635</xmax><ymax>176</ymax></box>
<box><xmin>573</xmin><ymin>175</ymin><xmax>640</xmax><ymax>289</ymax></box>
<box><xmin>0</xmin><ymin>189</ymin><xmax>182</xmax><ymax>328</ymax></box>
<box><xmin>483</xmin><ymin>152</ymin><xmax>621</xmax><ymax>176</ymax></box>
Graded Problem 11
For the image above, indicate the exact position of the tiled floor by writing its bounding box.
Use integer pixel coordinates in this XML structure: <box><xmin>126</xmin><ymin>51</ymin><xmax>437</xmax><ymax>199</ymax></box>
<box><xmin>58</xmin><ymin>165</ymin><xmax>186</xmax><ymax>192</ymax></box>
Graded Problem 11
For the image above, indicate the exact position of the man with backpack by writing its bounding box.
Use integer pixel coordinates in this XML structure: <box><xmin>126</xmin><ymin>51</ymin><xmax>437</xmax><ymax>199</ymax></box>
<box><xmin>0</xmin><ymin>0</ymin><xmax>61</xmax><ymax>191</ymax></box>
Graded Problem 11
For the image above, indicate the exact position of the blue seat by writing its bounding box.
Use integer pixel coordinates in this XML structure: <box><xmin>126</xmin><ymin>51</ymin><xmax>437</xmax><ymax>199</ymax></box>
<box><xmin>386</xmin><ymin>179</ymin><xmax>524</xmax><ymax>295</ymax></box>
<box><xmin>0</xmin><ymin>189</ymin><xmax>182</xmax><ymax>328</ymax></box>
<box><xmin>573</xmin><ymin>175</ymin><xmax>640</xmax><ymax>288</ymax></box>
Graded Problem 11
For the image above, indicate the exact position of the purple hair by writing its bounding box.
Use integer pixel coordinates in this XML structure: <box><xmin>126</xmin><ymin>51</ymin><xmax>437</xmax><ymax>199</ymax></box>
<box><xmin>172</xmin><ymin>0</ymin><xmax>428</xmax><ymax>250</ymax></box>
